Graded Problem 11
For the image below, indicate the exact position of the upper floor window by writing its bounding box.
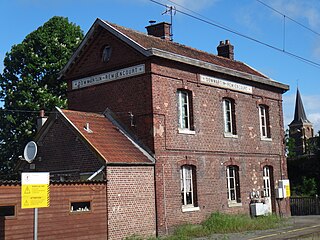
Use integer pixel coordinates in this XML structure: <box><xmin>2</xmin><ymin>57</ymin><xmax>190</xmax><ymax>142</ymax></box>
<box><xmin>259</xmin><ymin>105</ymin><xmax>271</xmax><ymax>139</ymax></box>
<box><xmin>180</xmin><ymin>165</ymin><xmax>198</xmax><ymax>211</ymax></box>
<box><xmin>177</xmin><ymin>90</ymin><xmax>194</xmax><ymax>132</ymax></box>
<box><xmin>226</xmin><ymin>165</ymin><xmax>241</xmax><ymax>204</ymax></box>
<box><xmin>223</xmin><ymin>98</ymin><xmax>237</xmax><ymax>136</ymax></box>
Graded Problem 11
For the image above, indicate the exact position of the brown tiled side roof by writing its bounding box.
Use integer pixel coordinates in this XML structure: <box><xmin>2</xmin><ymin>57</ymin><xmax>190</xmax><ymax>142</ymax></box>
<box><xmin>109</xmin><ymin>22</ymin><xmax>267</xmax><ymax>78</ymax></box>
<box><xmin>61</xmin><ymin>109</ymin><xmax>153</xmax><ymax>164</ymax></box>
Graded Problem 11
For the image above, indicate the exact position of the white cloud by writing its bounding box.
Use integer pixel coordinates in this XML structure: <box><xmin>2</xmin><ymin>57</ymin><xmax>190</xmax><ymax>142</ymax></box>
<box><xmin>309</xmin><ymin>113</ymin><xmax>320</xmax><ymax>134</ymax></box>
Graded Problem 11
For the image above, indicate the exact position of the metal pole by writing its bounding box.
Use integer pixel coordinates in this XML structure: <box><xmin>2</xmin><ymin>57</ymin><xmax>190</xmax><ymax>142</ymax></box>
<box><xmin>34</xmin><ymin>208</ymin><xmax>38</xmax><ymax>240</ymax></box>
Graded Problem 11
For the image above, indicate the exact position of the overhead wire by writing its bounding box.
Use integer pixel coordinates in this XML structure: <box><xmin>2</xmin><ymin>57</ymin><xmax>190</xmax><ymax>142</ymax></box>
<box><xmin>256</xmin><ymin>0</ymin><xmax>320</xmax><ymax>37</ymax></box>
<box><xmin>149</xmin><ymin>0</ymin><xmax>320</xmax><ymax>69</ymax></box>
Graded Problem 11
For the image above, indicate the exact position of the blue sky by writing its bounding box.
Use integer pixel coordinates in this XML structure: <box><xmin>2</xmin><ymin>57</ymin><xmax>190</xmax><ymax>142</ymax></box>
<box><xmin>1</xmin><ymin>0</ymin><xmax>320</xmax><ymax>132</ymax></box>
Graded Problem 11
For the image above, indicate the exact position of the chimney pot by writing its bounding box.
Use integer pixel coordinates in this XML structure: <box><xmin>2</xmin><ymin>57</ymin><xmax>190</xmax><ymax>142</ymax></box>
<box><xmin>39</xmin><ymin>109</ymin><xmax>45</xmax><ymax>118</ymax></box>
<box><xmin>217</xmin><ymin>39</ymin><xmax>234</xmax><ymax>60</ymax></box>
<box><xmin>37</xmin><ymin>110</ymin><xmax>48</xmax><ymax>131</ymax></box>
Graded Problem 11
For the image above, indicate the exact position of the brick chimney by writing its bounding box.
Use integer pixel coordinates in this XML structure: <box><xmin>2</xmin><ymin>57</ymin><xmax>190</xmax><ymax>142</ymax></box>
<box><xmin>217</xmin><ymin>40</ymin><xmax>234</xmax><ymax>60</ymax></box>
<box><xmin>37</xmin><ymin>110</ymin><xmax>48</xmax><ymax>132</ymax></box>
<box><xmin>145</xmin><ymin>21</ymin><xmax>171</xmax><ymax>41</ymax></box>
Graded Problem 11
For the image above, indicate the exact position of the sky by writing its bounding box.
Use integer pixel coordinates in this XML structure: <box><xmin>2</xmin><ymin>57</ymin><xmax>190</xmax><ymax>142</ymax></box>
<box><xmin>1</xmin><ymin>0</ymin><xmax>320</xmax><ymax>132</ymax></box>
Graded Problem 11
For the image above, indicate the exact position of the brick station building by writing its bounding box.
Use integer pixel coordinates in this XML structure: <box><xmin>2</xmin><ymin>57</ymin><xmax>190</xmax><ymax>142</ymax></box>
<box><xmin>22</xmin><ymin>19</ymin><xmax>290</xmax><ymax>238</ymax></box>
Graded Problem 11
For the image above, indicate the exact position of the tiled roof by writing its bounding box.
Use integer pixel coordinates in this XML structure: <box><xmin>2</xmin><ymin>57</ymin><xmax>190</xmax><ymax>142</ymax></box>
<box><xmin>60</xmin><ymin>109</ymin><xmax>154</xmax><ymax>164</ymax></box>
<box><xmin>109</xmin><ymin>22</ymin><xmax>267</xmax><ymax>78</ymax></box>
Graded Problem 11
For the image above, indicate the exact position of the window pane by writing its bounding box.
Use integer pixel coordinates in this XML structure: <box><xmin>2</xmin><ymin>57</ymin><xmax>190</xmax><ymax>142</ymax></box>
<box><xmin>186</xmin><ymin>192</ymin><xmax>192</xmax><ymax>204</ymax></box>
<box><xmin>229</xmin><ymin>167</ymin><xmax>234</xmax><ymax>177</ymax></box>
<box><xmin>0</xmin><ymin>206</ymin><xmax>15</xmax><ymax>216</ymax></box>
<box><xmin>181</xmin><ymin>165</ymin><xmax>196</xmax><ymax>207</ymax></box>
<box><xmin>263</xmin><ymin>166</ymin><xmax>271</xmax><ymax>197</ymax></box>
<box><xmin>230</xmin><ymin>189</ymin><xmax>235</xmax><ymax>200</ymax></box>
<box><xmin>224</xmin><ymin>99</ymin><xmax>235</xmax><ymax>134</ymax></box>
<box><xmin>227</xmin><ymin>166</ymin><xmax>240</xmax><ymax>202</ymax></box>
<box><xmin>70</xmin><ymin>202</ymin><xmax>91</xmax><ymax>212</ymax></box>
<box><xmin>260</xmin><ymin>105</ymin><xmax>270</xmax><ymax>138</ymax></box>
<box><xmin>178</xmin><ymin>91</ymin><xmax>190</xmax><ymax>129</ymax></box>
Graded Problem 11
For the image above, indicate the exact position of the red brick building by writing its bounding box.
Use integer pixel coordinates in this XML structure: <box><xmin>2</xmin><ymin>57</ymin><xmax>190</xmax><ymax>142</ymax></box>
<box><xmin>21</xmin><ymin>18</ymin><xmax>289</xmax><ymax>237</ymax></box>
<box><xmin>18</xmin><ymin>108</ymin><xmax>156</xmax><ymax>239</ymax></box>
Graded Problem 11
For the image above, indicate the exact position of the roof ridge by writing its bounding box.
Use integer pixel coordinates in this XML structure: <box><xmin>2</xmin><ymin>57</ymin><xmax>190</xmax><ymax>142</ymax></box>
<box><xmin>108</xmin><ymin>21</ymin><xmax>244</xmax><ymax>64</ymax></box>
<box><xmin>62</xmin><ymin>109</ymin><xmax>105</xmax><ymax>117</ymax></box>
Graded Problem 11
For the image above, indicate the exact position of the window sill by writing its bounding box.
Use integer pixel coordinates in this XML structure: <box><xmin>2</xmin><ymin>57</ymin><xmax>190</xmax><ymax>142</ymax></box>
<box><xmin>224</xmin><ymin>133</ymin><xmax>238</xmax><ymax>138</ymax></box>
<box><xmin>182</xmin><ymin>206</ymin><xmax>200</xmax><ymax>212</ymax></box>
<box><xmin>228</xmin><ymin>202</ymin><xmax>242</xmax><ymax>208</ymax></box>
<box><xmin>260</xmin><ymin>137</ymin><xmax>272</xmax><ymax>141</ymax></box>
<box><xmin>178</xmin><ymin>129</ymin><xmax>196</xmax><ymax>135</ymax></box>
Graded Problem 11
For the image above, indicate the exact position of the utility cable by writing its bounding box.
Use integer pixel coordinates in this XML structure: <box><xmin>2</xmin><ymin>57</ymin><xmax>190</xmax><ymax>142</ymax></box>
<box><xmin>149</xmin><ymin>0</ymin><xmax>320</xmax><ymax>69</ymax></box>
<box><xmin>256</xmin><ymin>0</ymin><xmax>320</xmax><ymax>37</ymax></box>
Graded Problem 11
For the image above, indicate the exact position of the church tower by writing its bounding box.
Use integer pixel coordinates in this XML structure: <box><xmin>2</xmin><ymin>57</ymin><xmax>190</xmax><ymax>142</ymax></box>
<box><xmin>289</xmin><ymin>88</ymin><xmax>314</xmax><ymax>156</ymax></box>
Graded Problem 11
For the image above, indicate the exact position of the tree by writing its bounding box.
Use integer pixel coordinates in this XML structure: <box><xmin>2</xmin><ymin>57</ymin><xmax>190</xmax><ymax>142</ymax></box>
<box><xmin>0</xmin><ymin>16</ymin><xmax>83</xmax><ymax>179</ymax></box>
<box><xmin>292</xmin><ymin>176</ymin><xmax>317</xmax><ymax>197</ymax></box>
<box><xmin>284</xmin><ymin>129</ymin><xmax>296</xmax><ymax>159</ymax></box>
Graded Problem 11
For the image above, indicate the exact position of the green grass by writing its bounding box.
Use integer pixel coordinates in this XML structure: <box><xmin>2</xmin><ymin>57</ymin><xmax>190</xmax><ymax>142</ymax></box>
<box><xmin>125</xmin><ymin>212</ymin><xmax>286</xmax><ymax>240</ymax></box>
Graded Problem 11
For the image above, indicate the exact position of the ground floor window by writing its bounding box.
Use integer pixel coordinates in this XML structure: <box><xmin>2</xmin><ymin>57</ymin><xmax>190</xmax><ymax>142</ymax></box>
<box><xmin>180</xmin><ymin>165</ymin><xmax>198</xmax><ymax>209</ymax></box>
<box><xmin>226</xmin><ymin>165</ymin><xmax>241</xmax><ymax>203</ymax></box>
<box><xmin>263</xmin><ymin>166</ymin><xmax>271</xmax><ymax>197</ymax></box>
<box><xmin>0</xmin><ymin>205</ymin><xmax>15</xmax><ymax>217</ymax></box>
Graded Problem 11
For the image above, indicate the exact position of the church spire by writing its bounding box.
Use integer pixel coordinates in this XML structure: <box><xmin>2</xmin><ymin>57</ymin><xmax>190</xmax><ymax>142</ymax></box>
<box><xmin>290</xmin><ymin>88</ymin><xmax>310</xmax><ymax>125</ymax></box>
<box><xmin>289</xmin><ymin>88</ymin><xmax>314</xmax><ymax>156</ymax></box>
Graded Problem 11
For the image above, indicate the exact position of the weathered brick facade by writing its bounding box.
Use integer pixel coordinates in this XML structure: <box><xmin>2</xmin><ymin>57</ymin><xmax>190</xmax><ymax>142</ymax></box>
<box><xmin>107</xmin><ymin>166</ymin><xmax>156</xmax><ymax>239</ymax></box>
<box><xmin>59</xmin><ymin>19</ymin><xmax>290</xmax><ymax>235</ymax></box>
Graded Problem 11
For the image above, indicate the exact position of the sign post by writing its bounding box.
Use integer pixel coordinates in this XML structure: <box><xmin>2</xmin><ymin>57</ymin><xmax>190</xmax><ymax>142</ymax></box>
<box><xmin>21</xmin><ymin>172</ymin><xmax>50</xmax><ymax>240</ymax></box>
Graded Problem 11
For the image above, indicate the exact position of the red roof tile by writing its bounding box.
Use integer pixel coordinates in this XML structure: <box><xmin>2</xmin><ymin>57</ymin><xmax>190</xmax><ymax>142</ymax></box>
<box><xmin>109</xmin><ymin>22</ymin><xmax>267</xmax><ymax>78</ymax></box>
<box><xmin>61</xmin><ymin>109</ymin><xmax>153</xmax><ymax>164</ymax></box>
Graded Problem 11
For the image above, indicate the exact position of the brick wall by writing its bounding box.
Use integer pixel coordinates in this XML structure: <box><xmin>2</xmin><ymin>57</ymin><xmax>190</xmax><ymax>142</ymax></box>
<box><xmin>63</xmin><ymin>28</ymin><xmax>289</xmax><ymax>235</ymax></box>
<box><xmin>107</xmin><ymin>166</ymin><xmax>156</xmax><ymax>239</ymax></box>
<box><xmin>150</xmin><ymin>59</ymin><xmax>289</xmax><ymax>234</ymax></box>
<box><xmin>65</xmin><ymin>26</ymin><xmax>154</xmax><ymax>151</ymax></box>
<box><xmin>0</xmin><ymin>182</ymin><xmax>108</xmax><ymax>240</ymax></box>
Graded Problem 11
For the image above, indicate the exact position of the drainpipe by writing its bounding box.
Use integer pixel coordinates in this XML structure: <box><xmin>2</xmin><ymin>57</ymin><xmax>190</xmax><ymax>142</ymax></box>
<box><xmin>87</xmin><ymin>166</ymin><xmax>105</xmax><ymax>180</ymax></box>
<box><xmin>162</xmin><ymin>163</ymin><xmax>168</xmax><ymax>235</ymax></box>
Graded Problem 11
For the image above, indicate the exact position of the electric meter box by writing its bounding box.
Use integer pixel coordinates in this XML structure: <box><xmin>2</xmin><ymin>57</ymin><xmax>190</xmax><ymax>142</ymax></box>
<box><xmin>276</xmin><ymin>179</ymin><xmax>290</xmax><ymax>198</ymax></box>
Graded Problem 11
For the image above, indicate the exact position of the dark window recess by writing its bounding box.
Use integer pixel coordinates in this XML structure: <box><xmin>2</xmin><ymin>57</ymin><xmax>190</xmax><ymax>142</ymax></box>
<box><xmin>0</xmin><ymin>206</ymin><xmax>15</xmax><ymax>217</ymax></box>
<box><xmin>70</xmin><ymin>202</ymin><xmax>91</xmax><ymax>212</ymax></box>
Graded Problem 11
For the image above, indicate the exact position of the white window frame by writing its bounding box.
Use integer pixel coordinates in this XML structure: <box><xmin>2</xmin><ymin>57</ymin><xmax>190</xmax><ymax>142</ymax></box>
<box><xmin>223</xmin><ymin>99</ymin><xmax>236</xmax><ymax>136</ymax></box>
<box><xmin>226</xmin><ymin>166</ymin><xmax>241</xmax><ymax>206</ymax></box>
<box><xmin>259</xmin><ymin>105</ymin><xmax>271</xmax><ymax>139</ymax></box>
<box><xmin>178</xmin><ymin>90</ymin><xmax>194</xmax><ymax>134</ymax></box>
<box><xmin>263</xmin><ymin>166</ymin><xmax>271</xmax><ymax>197</ymax></box>
<box><xmin>180</xmin><ymin>165</ymin><xmax>199</xmax><ymax>211</ymax></box>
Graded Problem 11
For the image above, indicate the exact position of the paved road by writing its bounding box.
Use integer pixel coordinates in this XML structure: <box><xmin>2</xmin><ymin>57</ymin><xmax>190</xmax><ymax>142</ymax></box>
<box><xmin>195</xmin><ymin>215</ymin><xmax>320</xmax><ymax>240</ymax></box>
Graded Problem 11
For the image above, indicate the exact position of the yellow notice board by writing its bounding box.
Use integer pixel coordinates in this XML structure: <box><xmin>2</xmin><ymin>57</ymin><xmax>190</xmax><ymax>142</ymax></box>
<box><xmin>21</xmin><ymin>172</ymin><xmax>50</xmax><ymax>209</ymax></box>
<box><xmin>285</xmin><ymin>183</ymin><xmax>291</xmax><ymax>198</ymax></box>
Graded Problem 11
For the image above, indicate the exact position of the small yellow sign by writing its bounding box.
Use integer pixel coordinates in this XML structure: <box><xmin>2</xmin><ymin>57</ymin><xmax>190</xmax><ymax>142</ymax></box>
<box><xmin>21</xmin><ymin>184</ymin><xmax>50</xmax><ymax>208</ymax></box>
<box><xmin>21</xmin><ymin>173</ymin><xmax>50</xmax><ymax>209</ymax></box>
<box><xmin>285</xmin><ymin>183</ymin><xmax>291</xmax><ymax>198</ymax></box>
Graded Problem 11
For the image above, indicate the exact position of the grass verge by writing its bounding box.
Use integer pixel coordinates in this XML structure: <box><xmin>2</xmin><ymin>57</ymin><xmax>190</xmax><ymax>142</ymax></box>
<box><xmin>125</xmin><ymin>212</ymin><xmax>286</xmax><ymax>240</ymax></box>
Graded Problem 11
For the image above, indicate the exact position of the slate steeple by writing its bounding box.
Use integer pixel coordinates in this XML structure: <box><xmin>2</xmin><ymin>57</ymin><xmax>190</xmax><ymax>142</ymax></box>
<box><xmin>289</xmin><ymin>88</ymin><xmax>314</xmax><ymax>156</ymax></box>
<box><xmin>290</xmin><ymin>88</ymin><xmax>310</xmax><ymax>125</ymax></box>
